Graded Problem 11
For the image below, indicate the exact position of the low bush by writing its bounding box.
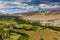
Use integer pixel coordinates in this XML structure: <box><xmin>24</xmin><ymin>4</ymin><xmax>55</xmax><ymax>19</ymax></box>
<box><xmin>18</xmin><ymin>34</ymin><xmax>29</xmax><ymax>40</ymax></box>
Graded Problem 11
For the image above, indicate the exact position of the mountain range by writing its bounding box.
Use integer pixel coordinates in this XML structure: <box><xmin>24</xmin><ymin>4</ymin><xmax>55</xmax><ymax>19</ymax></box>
<box><xmin>13</xmin><ymin>10</ymin><xmax>60</xmax><ymax>27</ymax></box>
<box><xmin>12</xmin><ymin>10</ymin><xmax>60</xmax><ymax>16</ymax></box>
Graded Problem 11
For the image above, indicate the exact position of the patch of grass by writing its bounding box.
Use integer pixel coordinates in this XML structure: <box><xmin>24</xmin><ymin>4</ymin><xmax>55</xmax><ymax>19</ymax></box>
<box><xmin>4</xmin><ymin>33</ymin><xmax>21</xmax><ymax>40</ymax></box>
<box><xmin>53</xmin><ymin>38</ymin><xmax>59</xmax><ymax>40</ymax></box>
<box><xmin>18</xmin><ymin>34</ymin><xmax>29</xmax><ymax>40</ymax></box>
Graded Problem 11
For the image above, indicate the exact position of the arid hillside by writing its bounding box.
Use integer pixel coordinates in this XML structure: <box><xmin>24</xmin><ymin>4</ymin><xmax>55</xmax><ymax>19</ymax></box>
<box><xmin>13</xmin><ymin>10</ymin><xmax>60</xmax><ymax>26</ymax></box>
<box><xmin>13</xmin><ymin>10</ymin><xmax>60</xmax><ymax>16</ymax></box>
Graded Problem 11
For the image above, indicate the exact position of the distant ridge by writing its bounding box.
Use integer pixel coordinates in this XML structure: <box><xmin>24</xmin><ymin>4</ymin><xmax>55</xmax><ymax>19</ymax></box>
<box><xmin>12</xmin><ymin>11</ymin><xmax>41</xmax><ymax>16</ymax></box>
<box><xmin>12</xmin><ymin>10</ymin><xmax>60</xmax><ymax>16</ymax></box>
<box><xmin>45</xmin><ymin>10</ymin><xmax>60</xmax><ymax>15</ymax></box>
<box><xmin>0</xmin><ymin>10</ymin><xmax>60</xmax><ymax>16</ymax></box>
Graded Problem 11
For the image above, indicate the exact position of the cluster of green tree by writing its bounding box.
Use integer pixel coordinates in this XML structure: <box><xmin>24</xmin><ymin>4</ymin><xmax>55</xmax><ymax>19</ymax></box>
<box><xmin>0</xmin><ymin>23</ymin><xmax>10</xmax><ymax>40</ymax></box>
<box><xmin>18</xmin><ymin>34</ymin><xmax>29</xmax><ymax>40</ymax></box>
<box><xmin>46</xmin><ymin>26</ymin><xmax>60</xmax><ymax>31</ymax></box>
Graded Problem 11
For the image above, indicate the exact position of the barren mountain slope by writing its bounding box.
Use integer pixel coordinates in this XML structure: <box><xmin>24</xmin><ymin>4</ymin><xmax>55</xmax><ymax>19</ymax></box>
<box><xmin>14</xmin><ymin>10</ymin><xmax>60</xmax><ymax>26</ymax></box>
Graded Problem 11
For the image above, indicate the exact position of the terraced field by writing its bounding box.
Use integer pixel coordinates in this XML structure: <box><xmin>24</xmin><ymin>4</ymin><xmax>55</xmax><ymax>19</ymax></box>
<box><xmin>0</xmin><ymin>16</ymin><xmax>60</xmax><ymax>40</ymax></box>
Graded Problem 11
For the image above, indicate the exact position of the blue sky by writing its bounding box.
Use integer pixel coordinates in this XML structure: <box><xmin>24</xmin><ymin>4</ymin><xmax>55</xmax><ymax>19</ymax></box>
<box><xmin>0</xmin><ymin>0</ymin><xmax>60</xmax><ymax>13</ymax></box>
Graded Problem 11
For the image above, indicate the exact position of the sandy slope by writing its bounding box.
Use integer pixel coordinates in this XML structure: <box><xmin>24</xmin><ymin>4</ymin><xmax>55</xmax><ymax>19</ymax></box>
<box><xmin>22</xmin><ymin>14</ymin><xmax>60</xmax><ymax>26</ymax></box>
<box><xmin>13</xmin><ymin>10</ymin><xmax>60</xmax><ymax>26</ymax></box>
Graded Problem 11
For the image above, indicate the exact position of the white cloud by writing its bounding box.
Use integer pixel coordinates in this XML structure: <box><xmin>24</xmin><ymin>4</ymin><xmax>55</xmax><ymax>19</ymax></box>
<box><xmin>0</xmin><ymin>1</ymin><xmax>6</xmax><ymax>8</ymax></box>
<box><xmin>0</xmin><ymin>0</ymin><xmax>60</xmax><ymax>13</ymax></box>
<box><xmin>14</xmin><ymin>0</ymin><xmax>32</xmax><ymax>2</ymax></box>
<box><xmin>0</xmin><ymin>1</ymin><xmax>39</xmax><ymax>13</ymax></box>
<box><xmin>39</xmin><ymin>4</ymin><xmax>60</xmax><ymax>9</ymax></box>
<box><xmin>0</xmin><ymin>0</ymin><xmax>32</xmax><ymax>8</ymax></box>
<box><xmin>0</xmin><ymin>0</ymin><xmax>32</xmax><ymax>2</ymax></box>
<box><xmin>18</xmin><ymin>0</ymin><xmax>32</xmax><ymax>2</ymax></box>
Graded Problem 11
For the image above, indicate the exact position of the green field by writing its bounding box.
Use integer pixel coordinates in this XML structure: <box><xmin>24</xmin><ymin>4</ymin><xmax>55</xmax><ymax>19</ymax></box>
<box><xmin>0</xmin><ymin>16</ymin><xmax>60</xmax><ymax>40</ymax></box>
